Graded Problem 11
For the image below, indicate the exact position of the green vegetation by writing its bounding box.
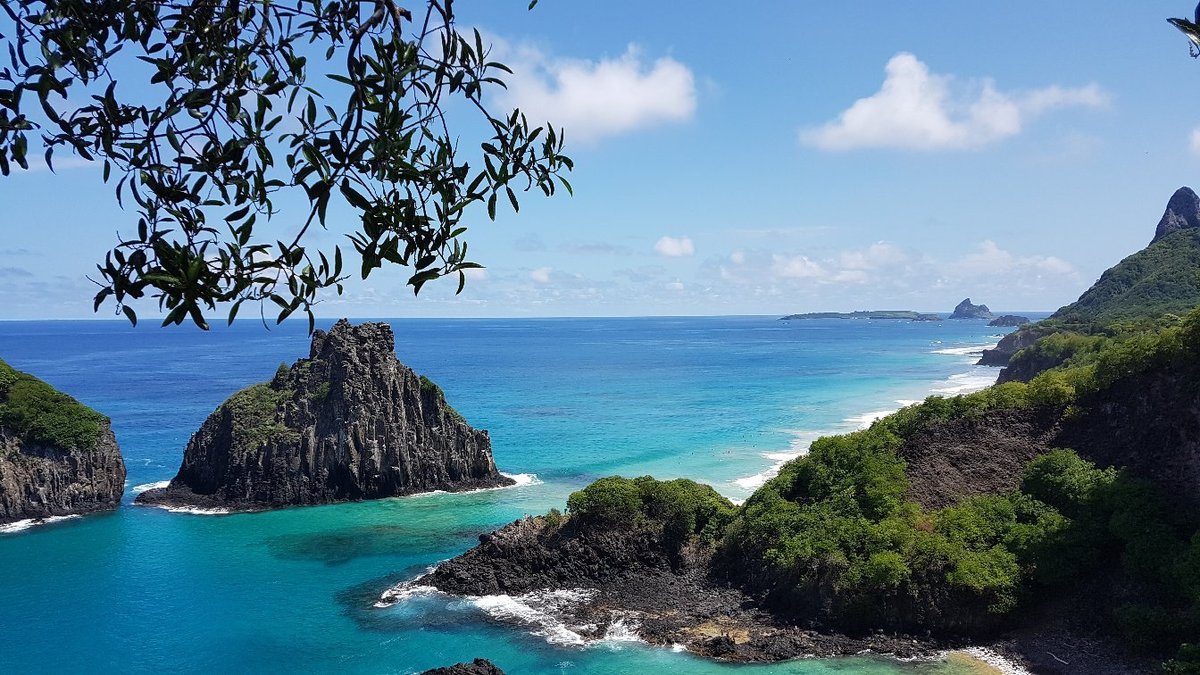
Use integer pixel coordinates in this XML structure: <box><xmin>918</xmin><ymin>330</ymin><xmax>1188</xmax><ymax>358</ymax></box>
<box><xmin>221</xmin><ymin>383</ymin><xmax>299</xmax><ymax>452</ymax></box>
<box><xmin>1053</xmin><ymin>229</ymin><xmax>1200</xmax><ymax>325</ymax></box>
<box><xmin>567</xmin><ymin>476</ymin><xmax>737</xmax><ymax>556</ymax></box>
<box><xmin>781</xmin><ymin>311</ymin><xmax>941</xmax><ymax>321</ymax></box>
<box><xmin>559</xmin><ymin>307</ymin><xmax>1200</xmax><ymax>666</ymax></box>
<box><xmin>0</xmin><ymin>358</ymin><xmax>106</xmax><ymax>450</ymax></box>
<box><xmin>419</xmin><ymin>375</ymin><xmax>466</xmax><ymax>424</ymax></box>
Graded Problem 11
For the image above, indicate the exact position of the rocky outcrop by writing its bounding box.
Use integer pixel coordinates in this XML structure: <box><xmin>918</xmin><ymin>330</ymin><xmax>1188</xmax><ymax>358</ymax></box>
<box><xmin>898</xmin><ymin>408</ymin><xmax>1062</xmax><ymax>510</ymax></box>
<box><xmin>420</xmin><ymin>659</ymin><xmax>505</xmax><ymax>675</ymax></box>
<box><xmin>415</xmin><ymin>515</ymin><xmax>946</xmax><ymax>662</ymax></box>
<box><xmin>0</xmin><ymin>361</ymin><xmax>126</xmax><ymax>525</ymax></box>
<box><xmin>988</xmin><ymin>315</ymin><xmax>1030</xmax><ymax>327</ymax></box>
<box><xmin>948</xmin><ymin>298</ymin><xmax>993</xmax><ymax>320</ymax></box>
<box><xmin>138</xmin><ymin>319</ymin><xmax>511</xmax><ymax>510</ymax></box>
<box><xmin>1152</xmin><ymin>186</ymin><xmax>1200</xmax><ymax>243</ymax></box>
<box><xmin>978</xmin><ymin>325</ymin><xmax>1053</xmax><ymax>369</ymax></box>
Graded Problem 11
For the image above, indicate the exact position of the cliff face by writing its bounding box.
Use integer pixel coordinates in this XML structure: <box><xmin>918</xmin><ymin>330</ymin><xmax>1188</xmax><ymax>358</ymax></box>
<box><xmin>138</xmin><ymin>319</ymin><xmax>510</xmax><ymax>510</ymax></box>
<box><xmin>0</xmin><ymin>359</ymin><xmax>126</xmax><ymax>524</ymax></box>
<box><xmin>1153</xmin><ymin>186</ymin><xmax>1200</xmax><ymax>243</ymax></box>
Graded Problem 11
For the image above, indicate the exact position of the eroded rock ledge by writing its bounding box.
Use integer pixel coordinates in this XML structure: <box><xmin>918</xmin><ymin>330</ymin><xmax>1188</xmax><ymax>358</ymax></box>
<box><xmin>418</xmin><ymin>514</ymin><xmax>946</xmax><ymax>663</ymax></box>
<box><xmin>138</xmin><ymin>319</ymin><xmax>511</xmax><ymax>511</ymax></box>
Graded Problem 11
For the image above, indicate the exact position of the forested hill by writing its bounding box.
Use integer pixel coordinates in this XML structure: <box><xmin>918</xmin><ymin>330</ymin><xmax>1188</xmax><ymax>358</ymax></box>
<box><xmin>1052</xmin><ymin>187</ymin><xmax>1200</xmax><ymax>325</ymax></box>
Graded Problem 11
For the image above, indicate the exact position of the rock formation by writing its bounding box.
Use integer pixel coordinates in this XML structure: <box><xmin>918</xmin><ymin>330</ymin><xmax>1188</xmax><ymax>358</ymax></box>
<box><xmin>987</xmin><ymin>315</ymin><xmax>1030</xmax><ymax>327</ymax></box>
<box><xmin>138</xmin><ymin>319</ymin><xmax>511</xmax><ymax>510</ymax></box>
<box><xmin>1152</xmin><ymin>186</ymin><xmax>1200</xmax><ymax>243</ymax></box>
<box><xmin>948</xmin><ymin>298</ymin><xmax>993</xmax><ymax>320</ymax></box>
<box><xmin>420</xmin><ymin>659</ymin><xmax>505</xmax><ymax>675</ymax></box>
<box><xmin>0</xmin><ymin>359</ymin><xmax>125</xmax><ymax>525</ymax></box>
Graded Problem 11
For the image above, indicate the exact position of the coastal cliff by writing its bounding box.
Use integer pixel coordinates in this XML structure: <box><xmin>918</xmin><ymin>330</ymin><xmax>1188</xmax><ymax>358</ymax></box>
<box><xmin>138</xmin><ymin>319</ymin><xmax>511</xmax><ymax>510</ymax></box>
<box><xmin>0</xmin><ymin>359</ymin><xmax>125</xmax><ymax>525</ymax></box>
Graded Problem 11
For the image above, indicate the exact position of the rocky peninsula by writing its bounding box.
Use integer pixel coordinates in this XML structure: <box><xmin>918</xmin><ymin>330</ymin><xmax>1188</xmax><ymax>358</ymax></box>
<box><xmin>138</xmin><ymin>319</ymin><xmax>511</xmax><ymax>511</ymax></box>
<box><xmin>987</xmin><ymin>315</ymin><xmax>1030</xmax><ymax>327</ymax></box>
<box><xmin>0</xmin><ymin>358</ymin><xmax>126</xmax><ymax>526</ymax></box>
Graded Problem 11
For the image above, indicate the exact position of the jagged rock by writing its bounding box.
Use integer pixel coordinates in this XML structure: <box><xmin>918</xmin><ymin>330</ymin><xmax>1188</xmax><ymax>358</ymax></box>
<box><xmin>948</xmin><ymin>298</ymin><xmax>994</xmax><ymax>320</ymax></box>
<box><xmin>420</xmin><ymin>659</ymin><xmax>505</xmax><ymax>675</ymax></box>
<box><xmin>137</xmin><ymin>319</ymin><xmax>511</xmax><ymax>510</ymax></box>
<box><xmin>1152</xmin><ymin>186</ymin><xmax>1200</xmax><ymax>243</ymax></box>
<box><xmin>988</xmin><ymin>315</ymin><xmax>1030</xmax><ymax>327</ymax></box>
<box><xmin>0</xmin><ymin>360</ymin><xmax>125</xmax><ymax>525</ymax></box>
<box><xmin>978</xmin><ymin>325</ymin><xmax>1052</xmax><ymax>369</ymax></box>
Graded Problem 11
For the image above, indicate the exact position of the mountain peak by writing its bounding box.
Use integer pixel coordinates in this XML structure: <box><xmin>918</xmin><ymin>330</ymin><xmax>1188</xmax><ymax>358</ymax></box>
<box><xmin>1152</xmin><ymin>186</ymin><xmax>1200</xmax><ymax>243</ymax></box>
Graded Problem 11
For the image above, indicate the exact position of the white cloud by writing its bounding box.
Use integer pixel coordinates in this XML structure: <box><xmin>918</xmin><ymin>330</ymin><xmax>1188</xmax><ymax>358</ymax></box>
<box><xmin>462</xmin><ymin>267</ymin><xmax>489</xmax><ymax>281</ymax></box>
<box><xmin>529</xmin><ymin>267</ymin><xmax>553</xmax><ymax>283</ymax></box>
<box><xmin>496</xmin><ymin>42</ymin><xmax>696</xmax><ymax>142</ymax></box>
<box><xmin>729</xmin><ymin>251</ymin><xmax>746</xmax><ymax>265</ymax></box>
<box><xmin>666</xmin><ymin>281</ymin><xmax>684</xmax><ymax>291</ymax></box>
<box><xmin>654</xmin><ymin>235</ymin><xmax>695</xmax><ymax>257</ymax></box>
<box><xmin>801</xmin><ymin>53</ymin><xmax>1108</xmax><ymax>151</ymax></box>
<box><xmin>951</xmin><ymin>240</ymin><xmax>1076</xmax><ymax>278</ymax></box>
<box><xmin>1191</xmin><ymin>127</ymin><xmax>1200</xmax><ymax>154</ymax></box>
<box><xmin>770</xmin><ymin>254</ymin><xmax>825</xmax><ymax>279</ymax></box>
<box><xmin>838</xmin><ymin>242</ymin><xmax>911</xmax><ymax>271</ymax></box>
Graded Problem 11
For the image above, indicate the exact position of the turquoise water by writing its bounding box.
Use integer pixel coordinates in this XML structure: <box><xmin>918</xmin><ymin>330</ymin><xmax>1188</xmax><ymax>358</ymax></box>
<box><xmin>0</xmin><ymin>316</ymin><xmax>1028</xmax><ymax>674</ymax></box>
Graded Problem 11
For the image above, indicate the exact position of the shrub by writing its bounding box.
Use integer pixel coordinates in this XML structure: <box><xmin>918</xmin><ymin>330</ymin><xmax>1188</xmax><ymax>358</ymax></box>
<box><xmin>566</xmin><ymin>476</ymin><xmax>642</xmax><ymax>524</ymax></box>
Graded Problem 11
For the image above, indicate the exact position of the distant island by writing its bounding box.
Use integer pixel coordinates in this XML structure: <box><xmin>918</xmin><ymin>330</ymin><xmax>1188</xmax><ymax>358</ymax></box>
<box><xmin>780</xmin><ymin>310</ymin><xmax>942</xmax><ymax>321</ymax></box>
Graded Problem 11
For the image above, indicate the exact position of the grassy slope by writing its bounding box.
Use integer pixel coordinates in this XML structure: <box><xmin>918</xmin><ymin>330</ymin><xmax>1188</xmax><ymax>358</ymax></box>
<box><xmin>0</xmin><ymin>358</ymin><xmax>106</xmax><ymax>450</ymax></box>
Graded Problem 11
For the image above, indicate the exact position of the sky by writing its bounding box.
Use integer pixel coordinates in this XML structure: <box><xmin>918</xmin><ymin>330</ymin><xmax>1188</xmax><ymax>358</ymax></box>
<box><xmin>3</xmin><ymin>1</ymin><xmax>1200</xmax><ymax>320</ymax></box>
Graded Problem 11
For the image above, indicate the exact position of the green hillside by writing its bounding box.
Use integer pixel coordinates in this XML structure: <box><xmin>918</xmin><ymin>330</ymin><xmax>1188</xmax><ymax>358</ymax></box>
<box><xmin>1052</xmin><ymin>224</ymin><xmax>1200</xmax><ymax>325</ymax></box>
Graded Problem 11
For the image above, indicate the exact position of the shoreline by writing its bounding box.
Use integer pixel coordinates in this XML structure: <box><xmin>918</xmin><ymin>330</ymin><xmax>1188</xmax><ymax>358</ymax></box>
<box><xmin>129</xmin><ymin>472</ymin><xmax>540</xmax><ymax>516</ymax></box>
<box><xmin>729</xmin><ymin>339</ymin><xmax>1001</xmax><ymax>495</ymax></box>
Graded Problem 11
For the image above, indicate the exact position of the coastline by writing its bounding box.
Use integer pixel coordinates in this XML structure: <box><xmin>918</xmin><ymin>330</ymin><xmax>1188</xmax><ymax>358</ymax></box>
<box><xmin>372</xmin><ymin>337</ymin><xmax>1043</xmax><ymax>673</ymax></box>
<box><xmin>129</xmin><ymin>472</ymin><xmax>541</xmax><ymax>516</ymax></box>
<box><xmin>729</xmin><ymin>340</ymin><xmax>1001</xmax><ymax>496</ymax></box>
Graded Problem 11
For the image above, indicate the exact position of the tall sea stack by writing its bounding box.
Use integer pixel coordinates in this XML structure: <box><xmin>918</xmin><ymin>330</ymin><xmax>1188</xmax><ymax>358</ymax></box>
<box><xmin>138</xmin><ymin>320</ymin><xmax>512</xmax><ymax>510</ymax></box>
<box><xmin>0</xmin><ymin>359</ymin><xmax>126</xmax><ymax>525</ymax></box>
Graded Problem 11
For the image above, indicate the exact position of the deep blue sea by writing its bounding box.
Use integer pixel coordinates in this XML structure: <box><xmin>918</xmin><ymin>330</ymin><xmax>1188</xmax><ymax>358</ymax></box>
<box><xmin>0</xmin><ymin>316</ymin><xmax>1036</xmax><ymax>674</ymax></box>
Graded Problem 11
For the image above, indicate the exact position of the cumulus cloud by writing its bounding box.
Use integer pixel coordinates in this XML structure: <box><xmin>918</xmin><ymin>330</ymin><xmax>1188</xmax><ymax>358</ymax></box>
<box><xmin>951</xmin><ymin>240</ymin><xmax>1075</xmax><ymax>278</ymax></box>
<box><xmin>494</xmin><ymin>41</ymin><xmax>696</xmax><ymax>142</ymax></box>
<box><xmin>770</xmin><ymin>254</ymin><xmax>825</xmax><ymax>279</ymax></box>
<box><xmin>1191</xmin><ymin>127</ymin><xmax>1200</xmax><ymax>154</ymax></box>
<box><xmin>529</xmin><ymin>267</ymin><xmax>553</xmax><ymax>283</ymax></box>
<box><xmin>801</xmin><ymin>53</ymin><xmax>1108</xmax><ymax>151</ymax></box>
<box><xmin>654</xmin><ymin>235</ymin><xmax>695</xmax><ymax>257</ymax></box>
<box><xmin>461</xmin><ymin>267</ymin><xmax>489</xmax><ymax>282</ymax></box>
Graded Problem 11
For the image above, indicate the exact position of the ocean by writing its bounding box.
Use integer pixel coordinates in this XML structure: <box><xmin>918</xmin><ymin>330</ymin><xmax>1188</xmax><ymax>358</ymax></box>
<box><xmin>0</xmin><ymin>316</ymin><xmax>1031</xmax><ymax>674</ymax></box>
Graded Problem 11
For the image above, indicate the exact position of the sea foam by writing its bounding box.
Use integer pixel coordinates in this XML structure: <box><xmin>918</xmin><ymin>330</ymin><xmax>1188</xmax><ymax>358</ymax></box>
<box><xmin>130</xmin><ymin>480</ymin><xmax>170</xmax><ymax>495</ymax></box>
<box><xmin>402</xmin><ymin>472</ymin><xmax>542</xmax><ymax>500</ymax></box>
<box><xmin>0</xmin><ymin>514</ymin><xmax>81</xmax><ymax>534</ymax></box>
<box><xmin>469</xmin><ymin>588</ymin><xmax>598</xmax><ymax>646</ymax></box>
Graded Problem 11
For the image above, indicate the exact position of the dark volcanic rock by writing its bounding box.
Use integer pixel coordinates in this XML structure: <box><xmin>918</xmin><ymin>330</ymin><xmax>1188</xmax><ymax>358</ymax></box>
<box><xmin>948</xmin><ymin>298</ymin><xmax>994</xmax><ymax>320</ymax></box>
<box><xmin>0</xmin><ymin>422</ymin><xmax>125</xmax><ymax>525</ymax></box>
<box><xmin>899</xmin><ymin>409</ymin><xmax>1061</xmax><ymax>510</ymax></box>
<box><xmin>417</xmin><ymin>515</ymin><xmax>947</xmax><ymax>663</ymax></box>
<box><xmin>420</xmin><ymin>659</ymin><xmax>505</xmax><ymax>675</ymax></box>
<box><xmin>1152</xmin><ymin>186</ymin><xmax>1200</xmax><ymax>243</ymax></box>
<box><xmin>0</xmin><ymin>361</ymin><xmax>126</xmax><ymax>525</ymax></box>
<box><xmin>138</xmin><ymin>319</ymin><xmax>511</xmax><ymax>510</ymax></box>
<box><xmin>978</xmin><ymin>325</ymin><xmax>1053</xmax><ymax>370</ymax></box>
<box><xmin>987</xmin><ymin>315</ymin><xmax>1030</xmax><ymax>327</ymax></box>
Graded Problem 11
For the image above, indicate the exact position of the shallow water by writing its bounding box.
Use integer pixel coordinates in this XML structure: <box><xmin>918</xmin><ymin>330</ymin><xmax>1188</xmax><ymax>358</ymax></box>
<box><xmin>0</xmin><ymin>316</ymin><xmax>1034</xmax><ymax>673</ymax></box>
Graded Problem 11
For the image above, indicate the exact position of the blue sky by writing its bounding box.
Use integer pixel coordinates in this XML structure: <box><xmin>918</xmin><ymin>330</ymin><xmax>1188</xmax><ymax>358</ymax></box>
<box><xmin>3</xmin><ymin>1</ymin><xmax>1200</xmax><ymax>320</ymax></box>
